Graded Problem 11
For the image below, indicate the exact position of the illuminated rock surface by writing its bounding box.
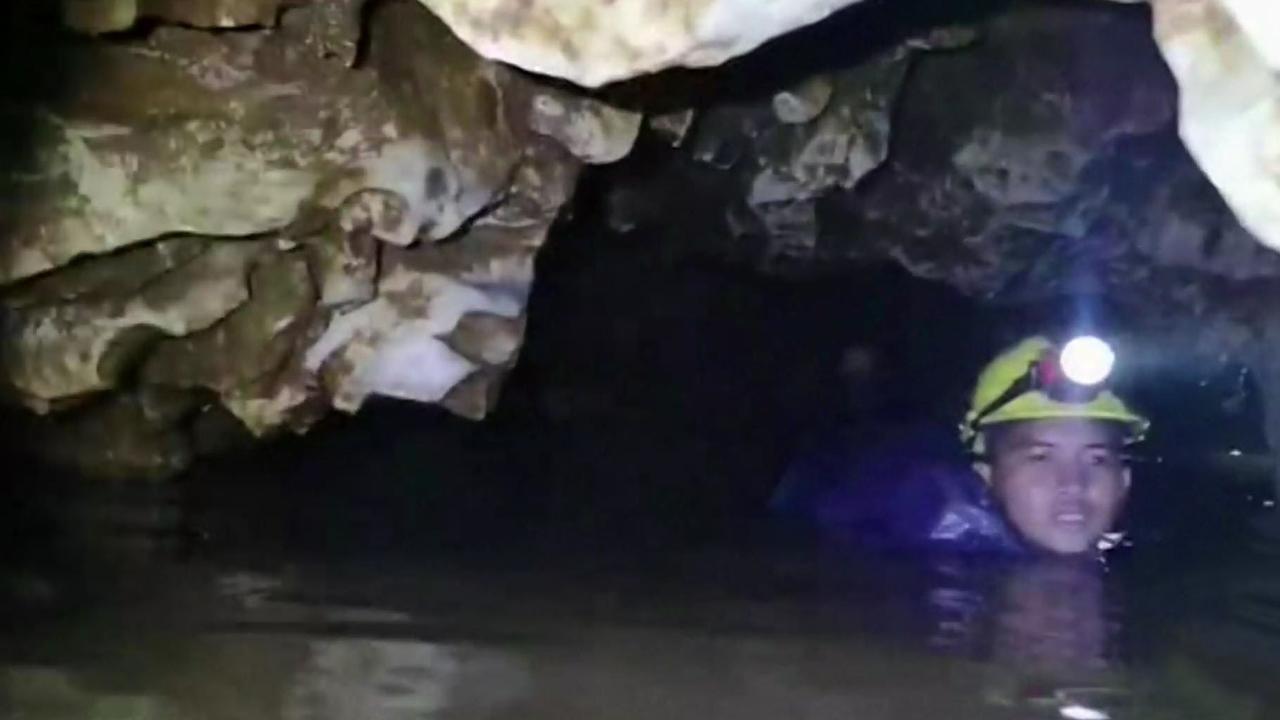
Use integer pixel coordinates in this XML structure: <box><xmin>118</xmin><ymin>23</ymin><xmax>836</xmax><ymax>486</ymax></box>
<box><xmin>6</xmin><ymin>0</ymin><xmax>1280</xmax><ymax>477</ymax></box>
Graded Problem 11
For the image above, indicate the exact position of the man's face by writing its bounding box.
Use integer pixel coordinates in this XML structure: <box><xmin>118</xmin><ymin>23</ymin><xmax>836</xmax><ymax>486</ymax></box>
<box><xmin>985</xmin><ymin>419</ymin><xmax>1130</xmax><ymax>555</ymax></box>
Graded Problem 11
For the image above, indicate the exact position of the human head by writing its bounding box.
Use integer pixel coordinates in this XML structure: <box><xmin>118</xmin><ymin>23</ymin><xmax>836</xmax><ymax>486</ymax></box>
<box><xmin>980</xmin><ymin>419</ymin><xmax>1130</xmax><ymax>553</ymax></box>
<box><xmin>961</xmin><ymin>336</ymin><xmax>1148</xmax><ymax>554</ymax></box>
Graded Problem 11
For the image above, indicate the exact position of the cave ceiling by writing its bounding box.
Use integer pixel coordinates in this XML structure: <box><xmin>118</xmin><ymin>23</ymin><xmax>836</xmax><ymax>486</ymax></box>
<box><xmin>3</xmin><ymin>0</ymin><xmax>1280</xmax><ymax>477</ymax></box>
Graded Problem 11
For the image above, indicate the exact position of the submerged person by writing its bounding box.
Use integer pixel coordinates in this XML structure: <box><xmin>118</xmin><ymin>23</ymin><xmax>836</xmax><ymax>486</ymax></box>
<box><xmin>773</xmin><ymin>336</ymin><xmax>1155</xmax><ymax>717</ymax></box>
<box><xmin>772</xmin><ymin>335</ymin><xmax>1150</xmax><ymax>557</ymax></box>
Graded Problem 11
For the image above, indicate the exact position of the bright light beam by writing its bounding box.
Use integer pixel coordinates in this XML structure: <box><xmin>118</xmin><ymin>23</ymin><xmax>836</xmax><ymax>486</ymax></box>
<box><xmin>1060</xmin><ymin>336</ymin><xmax>1114</xmax><ymax>386</ymax></box>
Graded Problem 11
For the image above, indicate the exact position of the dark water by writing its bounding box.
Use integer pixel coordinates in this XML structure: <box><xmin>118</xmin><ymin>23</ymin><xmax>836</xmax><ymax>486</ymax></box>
<box><xmin>4</xmin><ymin>449</ymin><xmax>1280</xmax><ymax>720</ymax></box>
<box><xmin>5</xmin><ymin>524</ymin><xmax>1280</xmax><ymax>719</ymax></box>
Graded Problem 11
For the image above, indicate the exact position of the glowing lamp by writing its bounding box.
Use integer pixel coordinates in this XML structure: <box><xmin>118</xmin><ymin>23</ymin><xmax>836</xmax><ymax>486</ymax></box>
<box><xmin>1059</xmin><ymin>336</ymin><xmax>1114</xmax><ymax>387</ymax></box>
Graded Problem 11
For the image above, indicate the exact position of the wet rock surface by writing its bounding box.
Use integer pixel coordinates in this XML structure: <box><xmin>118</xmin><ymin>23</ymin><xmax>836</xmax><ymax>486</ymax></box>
<box><xmin>0</xmin><ymin>0</ymin><xmax>624</xmax><ymax>476</ymax></box>
<box><xmin>414</xmin><ymin>0</ymin><xmax>872</xmax><ymax>88</ymax></box>
<box><xmin>3</xmin><ymin>0</ymin><xmax>1280</xmax><ymax>479</ymax></box>
<box><xmin>576</xmin><ymin>2</ymin><xmax>1280</xmax><ymax>483</ymax></box>
<box><xmin>1147</xmin><ymin>0</ymin><xmax>1280</xmax><ymax>254</ymax></box>
<box><xmin>399</xmin><ymin>0</ymin><xmax>1280</xmax><ymax>263</ymax></box>
<box><xmin>61</xmin><ymin>0</ymin><xmax>289</xmax><ymax>34</ymax></box>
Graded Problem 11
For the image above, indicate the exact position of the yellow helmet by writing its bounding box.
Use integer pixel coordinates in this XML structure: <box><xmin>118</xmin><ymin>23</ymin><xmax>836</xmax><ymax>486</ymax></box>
<box><xmin>960</xmin><ymin>336</ymin><xmax>1149</xmax><ymax>453</ymax></box>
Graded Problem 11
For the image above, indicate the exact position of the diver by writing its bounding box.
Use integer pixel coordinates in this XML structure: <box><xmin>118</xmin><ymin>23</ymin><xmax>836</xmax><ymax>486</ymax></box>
<box><xmin>771</xmin><ymin>334</ymin><xmax>1149</xmax><ymax>557</ymax></box>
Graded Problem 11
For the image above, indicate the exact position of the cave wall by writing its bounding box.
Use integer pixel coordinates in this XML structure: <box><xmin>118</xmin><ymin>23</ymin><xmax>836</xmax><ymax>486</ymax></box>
<box><xmin>4</xmin><ymin>0</ymin><xmax>1280</xmax><ymax>480</ymax></box>
<box><xmin>405</xmin><ymin>0</ymin><xmax>1280</xmax><ymax>260</ymax></box>
<box><xmin>1</xmin><ymin>1</ymin><xmax>639</xmax><ymax>477</ymax></box>
<box><xmin>581</xmin><ymin>1</ymin><xmax>1280</xmax><ymax>478</ymax></box>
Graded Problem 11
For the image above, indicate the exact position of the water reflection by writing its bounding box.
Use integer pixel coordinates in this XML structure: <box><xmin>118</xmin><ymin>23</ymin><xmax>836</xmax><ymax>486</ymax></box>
<box><xmin>283</xmin><ymin>639</ymin><xmax>529</xmax><ymax>720</ymax></box>
<box><xmin>994</xmin><ymin>559</ymin><xmax>1110</xmax><ymax>675</ymax></box>
<box><xmin>981</xmin><ymin>558</ymin><xmax>1123</xmax><ymax>719</ymax></box>
<box><xmin>1</xmin><ymin>547</ymin><xmax>1277</xmax><ymax>719</ymax></box>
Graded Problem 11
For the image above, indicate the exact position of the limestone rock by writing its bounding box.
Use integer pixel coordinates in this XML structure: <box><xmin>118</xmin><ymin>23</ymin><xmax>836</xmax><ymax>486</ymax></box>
<box><xmin>0</xmin><ymin>0</ymin><xmax>639</xmax><ymax>471</ymax></box>
<box><xmin>310</xmin><ymin>222</ymin><xmax>379</xmax><ymax>308</ymax></box>
<box><xmin>750</xmin><ymin>47</ymin><xmax>912</xmax><ymax>200</ymax></box>
<box><xmin>412</xmin><ymin>0</ymin><xmax>1280</xmax><ymax>285</ymax></box>
<box><xmin>1132</xmin><ymin>162</ymin><xmax>1280</xmax><ymax>281</ymax></box>
<box><xmin>681</xmin><ymin>41</ymin><xmax>916</xmax><ymax>261</ymax></box>
<box><xmin>445</xmin><ymin>312</ymin><xmax>526</xmax><ymax>368</ymax></box>
<box><xmin>2</xmin><ymin>241</ymin><xmax>262</xmax><ymax>410</ymax></box>
<box><xmin>142</xmin><ymin>251</ymin><xmax>319</xmax><ymax>432</ymax></box>
<box><xmin>142</xmin><ymin>0</ymin><xmax>281</xmax><ymax>28</ymax></box>
<box><xmin>61</xmin><ymin>0</ymin><xmax>286</xmax><ymax>34</ymax></box>
<box><xmin>60</xmin><ymin>0</ymin><xmax>139</xmax><ymax>34</ymax></box>
<box><xmin>416</xmin><ymin>0</ymin><xmax>871</xmax><ymax>88</ymax></box>
<box><xmin>304</xmin><ymin>266</ymin><xmax>514</xmax><ymax>412</ymax></box>
<box><xmin>591</xmin><ymin>1</ymin><xmax>1276</xmax><ymax>317</ymax></box>
<box><xmin>60</xmin><ymin>0</ymin><xmax>369</xmax><ymax>66</ymax></box>
<box><xmin>303</xmin><ymin>221</ymin><xmax>547</xmax><ymax>414</ymax></box>
<box><xmin>1149</xmin><ymin>0</ymin><xmax>1280</xmax><ymax>254</ymax></box>
<box><xmin>527</xmin><ymin>89</ymin><xmax>644</xmax><ymax>164</ymax></box>
<box><xmin>295</xmin><ymin>122</ymin><xmax>581</xmax><ymax>422</ymax></box>
<box><xmin>2</xmin><ymin>1</ymin><xmax>568</xmax><ymax>283</ymax></box>
<box><xmin>814</xmin><ymin>3</ymin><xmax>1178</xmax><ymax>293</ymax></box>
<box><xmin>2</xmin><ymin>238</ymin><xmax>209</xmax><ymax>310</ymax></box>
<box><xmin>34</xmin><ymin>388</ymin><xmax>198</xmax><ymax>481</ymax></box>
<box><xmin>280</xmin><ymin>0</ymin><xmax>367</xmax><ymax>67</ymax></box>
<box><xmin>298</xmin><ymin>141</ymin><xmax>577</xmax><ymax>418</ymax></box>
<box><xmin>649</xmin><ymin>111</ymin><xmax>697</xmax><ymax>147</ymax></box>
<box><xmin>480</xmin><ymin>139</ymin><xmax>582</xmax><ymax>230</ymax></box>
<box><xmin>0</xmin><ymin>24</ymin><xmax>394</xmax><ymax>283</ymax></box>
<box><xmin>31</xmin><ymin>0</ymin><xmax>1280</xmax><ymax>483</ymax></box>
<box><xmin>772</xmin><ymin>75</ymin><xmax>834</xmax><ymax>125</ymax></box>
<box><xmin>362</xmin><ymin>1</ymin><xmax>526</xmax><ymax>241</ymax></box>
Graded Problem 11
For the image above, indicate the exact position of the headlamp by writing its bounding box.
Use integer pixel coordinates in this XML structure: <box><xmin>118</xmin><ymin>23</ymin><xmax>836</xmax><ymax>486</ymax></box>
<box><xmin>1060</xmin><ymin>336</ymin><xmax>1114</xmax><ymax>387</ymax></box>
<box><xmin>970</xmin><ymin>335</ymin><xmax>1117</xmax><ymax>428</ymax></box>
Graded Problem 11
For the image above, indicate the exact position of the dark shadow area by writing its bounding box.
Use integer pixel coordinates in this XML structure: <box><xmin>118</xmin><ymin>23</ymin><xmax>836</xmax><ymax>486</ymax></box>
<box><xmin>0</xmin><ymin>5</ymin><xmax>92</xmax><ymax>558</ymax></box>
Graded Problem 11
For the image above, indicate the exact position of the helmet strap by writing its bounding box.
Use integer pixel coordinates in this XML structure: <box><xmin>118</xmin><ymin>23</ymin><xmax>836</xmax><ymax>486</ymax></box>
<box><xmin>964</xmin><ymin>363</ymin><xmax>1037</xmax><ymax>444</ymax></box>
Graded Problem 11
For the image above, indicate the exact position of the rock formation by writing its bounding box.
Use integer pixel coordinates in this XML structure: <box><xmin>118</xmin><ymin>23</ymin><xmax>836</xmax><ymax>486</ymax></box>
<box><xmin>1149</xmin><ymin>0</ymin><xmax>1280</xmax><ymax>256</ymax></box>
<box><xmin>408</xmin><ymin>0</ymin><xmax>1280</xmax><ymax>258</ymax></box>
<box><xmin>531</xmin><ymin>1</ymin><xmax>1280</xmax><ymax>478</ymax></box>
<box><xmin>1</xmin><ymin>1</ymin><xmax>635</xmax><ymax>476</ymax></box>
<box><xmin>5</xmin><ymin>0</ymin><xmax>1280</xmax><ymax>480</ymax></box>
<box><xmin>415</xmin><ymin>0</ymin><xmax>869</xmax><ymax>88</ymax></box>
